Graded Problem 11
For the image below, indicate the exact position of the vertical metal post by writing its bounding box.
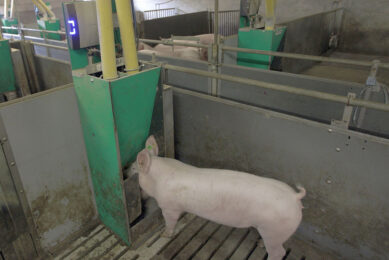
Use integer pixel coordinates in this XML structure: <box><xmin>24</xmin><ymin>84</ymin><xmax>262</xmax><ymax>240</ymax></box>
<box><xmin>211</xmin><ymin>0</ymin><xmax>219</xmax><ymax>96</ymax></box>
<box><xmin>356</xmin><ymin>60</ymin><xmax>380</xmax><ymax>128</ymax></box>
<box><xmin>43</xmin><ymin>32</ymin><xmax>51</xmax><ymax>57</ymax></box>
<box><xmin>162</xmin><ymin>85</ymin><xmax>175</xmax><ymax>158</ymax></box>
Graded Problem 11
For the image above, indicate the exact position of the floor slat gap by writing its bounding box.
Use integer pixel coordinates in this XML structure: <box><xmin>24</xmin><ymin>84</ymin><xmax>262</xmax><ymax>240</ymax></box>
<box><xmin>55</xmin><ymin>225</ymin><xmax>105</xmax><ymax>260</ymax></box>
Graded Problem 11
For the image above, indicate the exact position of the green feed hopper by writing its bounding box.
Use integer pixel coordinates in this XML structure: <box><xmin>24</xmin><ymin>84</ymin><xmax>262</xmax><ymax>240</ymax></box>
<box><xmin>63</xmin><ymin>0</ymin><xmax>161</xmax><ymax>246</ymax></box>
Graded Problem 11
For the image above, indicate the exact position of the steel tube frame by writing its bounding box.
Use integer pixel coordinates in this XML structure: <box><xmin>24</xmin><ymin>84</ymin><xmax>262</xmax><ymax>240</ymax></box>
<box><xmin>3</xmin><ymin>26</ymin><xmax>389</xmax><ymax>69</ymax></box>
<box><xmin>1</xmin><ymin>26</ymin><xmax>66</xmax><ymax>35</ymax></box>
<box><xmin>31</xmin><ymin>41</ymin><xmax>68</xmax><ymax>51</ymax></box>
<box><xmin>163</xmin><ymin>64</ymin><xmax>389</xmax><ymax>113</ymax></box>
<box><xmin>222</xmin><ymin>45</ymin><xmax>389</xmax><ymax>69</ymax></box>
<box><xmin>139</xmin><ymin>38</ymin><xmax>208</xmax><ymax>49</ymax></box>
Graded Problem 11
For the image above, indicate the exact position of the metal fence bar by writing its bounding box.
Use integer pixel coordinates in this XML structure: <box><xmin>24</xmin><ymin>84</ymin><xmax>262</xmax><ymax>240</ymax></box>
<box><xmin>222</xmin><ymin>46</ymin><xmax>389</xmax><ymax>69</ymax></box>
<box><xmin>163</xmin><ymin>64</ymin><xmax>389</xmax><ymax>113</ymax></box>
<box><xmin>1</xmin><ymin>26</ymin><xmax>66</xmax><ymax>35</ymax></box>
<box><xmin>31</xmin><ymin>42</ymin><xmax>69</xmax><ymax>51</ymax></box>
<box><xmin>139</xmin><ymin>38</ymin><xmax>208</xmax><ymax>48</ymax></box>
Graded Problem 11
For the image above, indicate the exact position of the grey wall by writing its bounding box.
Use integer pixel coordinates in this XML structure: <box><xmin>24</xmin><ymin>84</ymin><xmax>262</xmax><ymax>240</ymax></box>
<box><xmin>339</xmin><ymin>0</ymin><xmax>389</xmax><ymax>56</ymax></box>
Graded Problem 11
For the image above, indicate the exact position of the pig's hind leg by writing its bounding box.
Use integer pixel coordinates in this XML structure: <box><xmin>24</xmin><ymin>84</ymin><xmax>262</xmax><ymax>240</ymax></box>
<box><xmin>161</xmin><ymin>209</ymin><xmax>181</xmax><ymax>238</ymax></box>
<box><xmin>257</xmin><ymin>228</ymin><xmax>289</xmax><ymax>260</ymax></box>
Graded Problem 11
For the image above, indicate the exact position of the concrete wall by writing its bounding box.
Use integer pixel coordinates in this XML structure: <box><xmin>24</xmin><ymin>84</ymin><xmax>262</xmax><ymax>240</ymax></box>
<box><xmin>339</xmin><ymin>0</ymin><xmax>389</xmax><ymax>56</ymax></box>
<box><xmin>133</xmin><ymin>0</ymin><xmax>335</xmax><ymax>21</ymax></box>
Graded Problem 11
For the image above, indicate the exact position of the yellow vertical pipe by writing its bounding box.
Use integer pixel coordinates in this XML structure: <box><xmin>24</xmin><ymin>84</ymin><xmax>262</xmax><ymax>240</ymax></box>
<box><xmin>4</xmin><ymin>0</ymin><xmax>9</xmax><ymax>18</ymax></box>
<box><xmin>31</xmin><ymin>0</ymin><xmax>48</xmax><ymax>18</ymax></box>
<box><xmin>95</xmin><ymin>0</ymin><xmax>117</xmax><ymax>80</ymax></box>
<box><xmin>265</xmin><ymin>0</ymin><xmax>277</xmax><ymax>31</ymax></box>
<box><xmin>35</xmin><ymin>0</ymin><xmax>56</xmax><ymax>19</ymax></box>
<box><xmin>115</xmin><ymin>0</ymin><xmax>139</xmax><ymax>75</ymax></box>
<box><xmin>10</xmin><ymin>0</ymin><xmax>14</xmax><ymax>18</ymax></box>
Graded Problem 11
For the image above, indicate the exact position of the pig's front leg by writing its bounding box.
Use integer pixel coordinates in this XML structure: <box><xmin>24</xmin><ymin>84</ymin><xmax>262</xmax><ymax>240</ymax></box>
<box><xmin>161</xmin><ymin>209</ymin><xmax>181</xmax><ymax>238</ymax></box>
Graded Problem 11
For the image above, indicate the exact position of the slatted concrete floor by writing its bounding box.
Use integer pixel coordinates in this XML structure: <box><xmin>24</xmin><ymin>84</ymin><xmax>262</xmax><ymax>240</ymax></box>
<box><xmin>54</xmin><ymin>214</ymin><xmax>340</xmax><ymax>260</ymax></box>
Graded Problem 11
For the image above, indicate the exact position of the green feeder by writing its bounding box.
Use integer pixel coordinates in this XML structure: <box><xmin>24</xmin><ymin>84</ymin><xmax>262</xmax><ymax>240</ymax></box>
<box><xmin>0</xmin><ymin>39</ymin><xmax>16</xmax><ymax>97</ymax></box>
<box><xmin>63</xmin><ymin>0</ymin><xmax>161</xmax><ymax>245</ymax></box>
<box><xmin>237</xmin><ymin>26</ymin><xmax>286</xmax><ymax>70</ymax></box>
<box><xmin>38</xmin><ymin>19</ymin><xmax>61</xmax><ymax>40</ymax></box>
<box><xmin>1</xmin><ymin>18</ymin><xmax>18</xmax><ymax>34</ymax></box>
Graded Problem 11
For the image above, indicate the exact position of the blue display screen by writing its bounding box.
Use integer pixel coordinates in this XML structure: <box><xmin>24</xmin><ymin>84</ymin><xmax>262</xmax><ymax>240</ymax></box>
<box><xmin>68</xmin><ymin>19</ymin><xmax>76</xmax><ymax>36</ymax></box>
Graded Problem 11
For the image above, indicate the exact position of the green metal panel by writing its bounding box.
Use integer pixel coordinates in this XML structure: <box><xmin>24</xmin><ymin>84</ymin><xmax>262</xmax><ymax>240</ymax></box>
<box><xmin>0</xmin><ymin>39</ymin><xmax>16</xmax><ymax>93</ymax></box>
<box><xmin>73</xmin><ymin>75</ymin><xmax>130</xmax><ymax>245</ymax></box>
<box><xmin>240</xmin><ymin>17</ymin><xmax>250</xmax><ymax>28</ymax></box>
<box><xmin>1</xmin><ymin>18</ymin><xmax>18</xmax><ymax>34</ymax></box>
<box><xmin>73</xmin><ymin>67</ymin><xmax>160</xmax><ymax>246</ymax></box>
<box><xmin>237</xmin><ymin>26</ymin><xmax>286</xmax><ymax>69</ymax></box>
<box><xmin>37</xmin><ymin>19</ymin><xmax>61</xmax><ymax>40</ymax></box>
<box><xmin>111</xmin><ymin>67</ymin><xmax>161</xmax><ymax>167</ymax></box>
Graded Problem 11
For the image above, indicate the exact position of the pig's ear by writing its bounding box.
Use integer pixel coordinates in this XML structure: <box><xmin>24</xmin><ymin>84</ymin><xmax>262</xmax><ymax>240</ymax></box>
<box><xmin>137</xmin><ymin>149</ymin><xmax>151</xmax><ymax>174</ymax></box>
<box><xmin>145</xmin><ymin>135</ymin><xmax>159</xmax><ymax>156</ymax></box>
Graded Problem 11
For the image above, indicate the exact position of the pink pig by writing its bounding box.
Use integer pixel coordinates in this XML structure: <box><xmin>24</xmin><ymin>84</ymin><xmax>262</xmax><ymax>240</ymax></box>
<box><xmin>135</xmin><ymin>136</ymin><xmax>305</xmax><ymax>260</ymax></box>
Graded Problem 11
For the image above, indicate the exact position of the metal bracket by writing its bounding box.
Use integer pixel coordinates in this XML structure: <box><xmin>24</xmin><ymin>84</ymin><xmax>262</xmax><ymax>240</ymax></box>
<box><xmin>331</xmin><ymin>92</ymin><xmax>356</xmax><ymax>129</ymax></box>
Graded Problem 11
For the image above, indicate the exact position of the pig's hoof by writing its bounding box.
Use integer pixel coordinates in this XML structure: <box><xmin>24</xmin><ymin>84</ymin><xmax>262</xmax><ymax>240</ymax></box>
<box><xmin>161</xmin><ymin>230</ymin><xmax>174</xmax><ymax>238</ymax></box>
<box><xmin>258</xmin><ymin>239</ymin><xmax>265</xmax><ymax>248</ymax></box>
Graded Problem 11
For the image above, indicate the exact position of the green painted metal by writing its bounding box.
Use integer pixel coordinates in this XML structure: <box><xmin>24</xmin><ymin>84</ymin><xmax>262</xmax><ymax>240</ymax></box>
<box><xmin>237</xmin><ymin>26</ymin><xmax>286</xmax><ymax>69</ymax></box>
<box><xmin>37</xmin><ymin>19</ymin><xmax>61</xmax><ymax>40</ymax></box>
<box><xmin>73</xmin><ymin>74</ymin><xmax>131</xmax><ymax>245</ymax></box>
<box><xmin>240</xmin><ymin>16</ymin><xmax>249</xmax><ymax>28</ymax></box>
<box><xmin>0</xmin><ymin>39</ymin><xmax>16</xmax><ymax>94</ymax></box>
<box><xmin>73</xmin><ymin>67</ymin><xmax>160</xmax><ymax>246</ymax></box>
<box><xmin>1</xmin><ymin>18</ymin><xmax>18</xmax><ymax>34</ymax></box>
<box><xmin>111</xmin><ymin>68</ymin><xmax>161</xmax><ymax>167</ymax></box>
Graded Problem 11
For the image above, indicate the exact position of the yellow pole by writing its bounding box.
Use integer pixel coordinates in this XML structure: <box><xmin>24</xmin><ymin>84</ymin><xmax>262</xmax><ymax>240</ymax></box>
<box><xmin>35</xmin><ymin>0</ymin><xmax>56</xmax><ymax>19</ymax></box>
<box><xmin>4</xmin><ymin>0</ymin><xmax>9</xmax><ymax>18</ymax></box>
<box><xmin>265</xmin><ymin>0</ymin><xmax>277</xmax><ymax>31</ymax></box>
<box><xmin>115</xmin><ymin>0</ymin><xmax>139</xmax><ymax>75</ymax></box>
<box><xmin>10</xmin><ymin>0</ymin><xmax>14</xmax><ymax>18</ymax></box>
<box><xmin>95</xmin><ymin>0</ymin><xmax>117</xmax><ymax>79</ymax></box>
<box><xmin>31</xmin><ymin>0</ymin><xmax>48</xmax><ymax>18</ymax></box>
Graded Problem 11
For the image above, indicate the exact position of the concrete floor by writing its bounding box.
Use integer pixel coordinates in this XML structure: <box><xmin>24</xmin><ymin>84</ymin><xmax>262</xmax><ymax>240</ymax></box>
<box><xmin>301</xmin><ymin>52</ymin><xmax>389</xmax><ymax>85</ymax></box>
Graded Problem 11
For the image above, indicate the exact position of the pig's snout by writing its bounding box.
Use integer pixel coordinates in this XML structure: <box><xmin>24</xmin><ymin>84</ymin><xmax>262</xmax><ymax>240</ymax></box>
<box><xmin>124</xmin><ymin>162</ymin><xmax>140</xmax><ymax>179</ymax></box>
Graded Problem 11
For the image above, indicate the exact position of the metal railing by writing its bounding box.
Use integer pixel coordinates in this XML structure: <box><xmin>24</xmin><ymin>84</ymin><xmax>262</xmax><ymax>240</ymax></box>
<box><xmin>4</xmin><ymin>27</ymin><xmax>389</xmax><ymax>114</ymax></box>
<box><xmin>143</xmin><ymin>8</ymin><xmax>177</xmax><ymax>20</ymax></box>
<box><xmin>1</xmin><ymin>26</ymin><xmax>66</xmax><ymax>36</ymax></box>
<box><xmin>32</xmin><ymin>42</ymin><xmax>68</xmax><ymax>51</ymax></box>
<box><xmin>210</xmin><ymin>10</ymin><xmax>240</xmax><ymax>36</ymax></box>
<box><xmin>222</xmin><ymin>46</ymin><xmax>389</xmax><ymax>69</ymax></box>
<box><xmin>163</xmin><ymin>64</ymin><xmax>389</xmax><ymax>113</ymax></box>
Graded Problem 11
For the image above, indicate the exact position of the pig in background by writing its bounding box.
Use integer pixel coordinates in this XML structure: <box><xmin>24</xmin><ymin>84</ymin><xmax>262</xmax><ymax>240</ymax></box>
<box><xmin>138</xmin><ymin>34</ymin><xmax>222</xmax><ymax>61</ymax></box>
<box><xmin>127</xmin><ymin>136</ymin><xmax>306</xmax><ymax>260</ymax></box>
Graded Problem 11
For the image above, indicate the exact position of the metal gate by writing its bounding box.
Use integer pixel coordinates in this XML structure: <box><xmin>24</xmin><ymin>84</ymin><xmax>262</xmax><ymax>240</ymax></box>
<box><xmin>144</xmin><ymin>8</ymin><xmax>178</xmax><ymax>20</ymax></box>
<box><xmin>210</xmin><ymin>10</ymin><xmax>240</xmax><ymax>36</ymax></box>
